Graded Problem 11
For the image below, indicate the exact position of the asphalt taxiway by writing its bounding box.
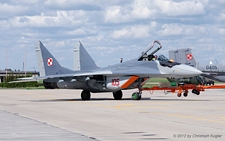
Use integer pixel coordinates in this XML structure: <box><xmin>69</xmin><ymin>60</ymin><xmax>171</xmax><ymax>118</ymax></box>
<box><xmin>0</xmin><ymin>89</ymin><xmax>224</xmax><ymax>141</ymax></box>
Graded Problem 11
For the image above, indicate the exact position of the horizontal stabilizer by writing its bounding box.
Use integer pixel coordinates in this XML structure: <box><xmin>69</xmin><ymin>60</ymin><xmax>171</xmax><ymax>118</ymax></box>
<box><xmin>8</xmin><ymin>77</ymin><xmax>38</xmax><ymax>83</ymax></box>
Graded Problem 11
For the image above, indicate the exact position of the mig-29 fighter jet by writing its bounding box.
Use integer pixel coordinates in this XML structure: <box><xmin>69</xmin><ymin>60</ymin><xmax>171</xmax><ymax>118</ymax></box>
<box><xmin>169</xmin><ymin>48</ymin><xmax>225</xmax><ymax>83</ymax></box>
<box><xmin>22</xmin><ymin>40</ymin><xmax>202</xmax><ymax>100</ymax></box>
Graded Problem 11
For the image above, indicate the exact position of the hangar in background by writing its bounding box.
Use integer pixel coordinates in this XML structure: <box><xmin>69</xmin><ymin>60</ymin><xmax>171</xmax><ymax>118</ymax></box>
<box><xmin>0</xmin><ymin>69</ymin><xmax>39</xmax><ymax>83</ymax></box>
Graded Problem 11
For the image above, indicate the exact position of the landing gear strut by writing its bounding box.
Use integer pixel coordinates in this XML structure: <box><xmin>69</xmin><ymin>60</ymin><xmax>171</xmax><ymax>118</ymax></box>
<box><xmin>132</xmin><ymin>91</ymin><xmax>142</xmax><ymax>100</ymax></box>
<box><xmin>81</xmin><ymin>90</ymin><xmax>91</xmax><ymax>100</ymax></box>
<box><xmin>113</xmin><ymin>90</ymin><xmax>123</xmax><ymax>100</ymax></box>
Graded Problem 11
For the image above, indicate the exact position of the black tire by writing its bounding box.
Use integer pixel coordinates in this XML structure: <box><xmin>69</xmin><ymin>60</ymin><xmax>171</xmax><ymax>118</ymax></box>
<box><xmin>183</xmin><ymin>93</ymin><xmax>188</xmax><ymax>97</ymax></box>
<box><xmin>81</xmin><ymin>90</ymin><xmax>91</xmax><ymax>100</ymax></box>
<box><xmin>196</xmin><ymin>91</ymin><xmax>200</xmax><ymax>95</ymax></box>
<box><xmin>137</xmin><ymin>95</ymin><xmax>142</xmax><ymax>100</ymax></box>
<box><xmin>192</xmin><ymin>89</ymin><xmax>200</xmax><ymax>95</ymax></box>
<box><xmin>113</xmin><ymin>90</ymin><xmax>123</xmax><ymax>100</ymax></box>
<box><xmin>43</xmin><ymin>81</ymin><xmax>54</xmax><ymax>89</ymax></box>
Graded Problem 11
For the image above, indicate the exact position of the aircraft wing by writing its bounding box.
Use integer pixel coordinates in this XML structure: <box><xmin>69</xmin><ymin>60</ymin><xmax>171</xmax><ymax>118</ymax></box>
<box><xmin>37</xmin><ymin>67</ymin><xmax>162</xmax><ymax>80</ymax></box>
<box><xmin>12</xmin><ymin>65</ymin><xmax>163</xmax><ymax>83</ymax></box>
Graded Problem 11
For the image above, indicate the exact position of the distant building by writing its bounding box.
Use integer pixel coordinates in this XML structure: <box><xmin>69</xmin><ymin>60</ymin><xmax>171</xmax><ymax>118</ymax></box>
<box><xmin>0</xmin><ymin>69</ymin><xmax>39</xmax><ymax>83</ymax></box>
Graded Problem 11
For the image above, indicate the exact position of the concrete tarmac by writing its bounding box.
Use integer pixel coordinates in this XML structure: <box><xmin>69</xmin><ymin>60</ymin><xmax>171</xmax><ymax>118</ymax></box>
<box><xmin>0</xmin><ymin>89</ymin><xmax>224</xmax><ymax>141</ymax></box>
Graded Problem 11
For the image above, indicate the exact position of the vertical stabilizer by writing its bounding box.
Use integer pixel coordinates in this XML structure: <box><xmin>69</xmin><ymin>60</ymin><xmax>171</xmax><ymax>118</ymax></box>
<box><xmin>169</xmin><ymin>48</ymin><xmax>198</xmax><ymax>68</ymax></box>
<box><xmin>74</xmin><ymin>41</ymin><xmax>98</xmax><ymax>71</ymax></box>
<box><xmin>36</xmin><ymin>41</ymin><xmax>74</xmax><ymax>76</ymax></box>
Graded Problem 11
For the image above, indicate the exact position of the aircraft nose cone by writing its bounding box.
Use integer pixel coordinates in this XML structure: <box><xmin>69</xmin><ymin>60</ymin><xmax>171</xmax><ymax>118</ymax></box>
<box><xmin>173</xmin><ymin>64</ymin><xmax>202</xmax><ymax>77</ymax></box>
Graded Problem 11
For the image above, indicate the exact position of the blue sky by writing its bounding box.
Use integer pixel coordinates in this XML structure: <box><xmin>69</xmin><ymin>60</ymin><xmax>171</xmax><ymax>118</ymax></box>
<box><xmin>0</xmin><ymin>0</ymin><xmax>225</xmax><ymax>71</ymax></box>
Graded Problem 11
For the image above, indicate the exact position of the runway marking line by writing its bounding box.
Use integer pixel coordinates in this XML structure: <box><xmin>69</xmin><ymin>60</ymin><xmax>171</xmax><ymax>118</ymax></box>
<box><xmin>115</xmin><ymin>104</ymin><xmax>135</xmax><ymax>109</ymax></box>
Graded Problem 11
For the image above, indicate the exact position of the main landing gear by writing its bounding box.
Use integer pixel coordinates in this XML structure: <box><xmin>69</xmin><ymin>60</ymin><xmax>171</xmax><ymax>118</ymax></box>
<box><xmin>113</xmin><ymin>90</ymin><xmax>123</xmax><ymax>100</ymax></box>
<box><xmin>81</xmin><ymin>90</ymin><xmax>143</xmax><ymax>100</ymax></box>
<box><xmin>113</xmin><ymin>90</ymin><xmax>142</xmax><ymax>100</ymax></box>
<box><xmin>81</xmin><ymin>90</ymin><xmax>91</xmax><ymax>100</ymax></box>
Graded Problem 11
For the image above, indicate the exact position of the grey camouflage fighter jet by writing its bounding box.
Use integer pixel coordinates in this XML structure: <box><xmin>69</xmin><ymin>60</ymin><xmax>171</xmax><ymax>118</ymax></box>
<box><xmin>20</xmin><ymin>40</ymin><xmax>202</xmax><ymax>100</ymax></box>
<box><xmin>169</xmin><ymin>48</ymin><xmax>225</xmax><ymax>83</ymax></box>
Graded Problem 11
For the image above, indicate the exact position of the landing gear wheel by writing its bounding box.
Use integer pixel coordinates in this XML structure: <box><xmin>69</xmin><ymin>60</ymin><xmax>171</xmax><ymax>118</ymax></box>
<box><xmin>192</xmin><ymin>89</ymin><xmax>200</xmax><ymax>95</ymax></box>
<box><xmin>132</xmin><ymin>92</ymin><xmax>142</xmax><ymax>100</ymax></box>
<box><xmin>183</xmin><ymin>90</ymin><xmax>188</xmax><ymax>97</ymax></box>
<box><xmin>183</xmin><ymin>92</ymin><xmax>188</xmax><ymax>97</ymax></box>
<box><xmin>81</xmin><ymin>90</ymin><xmax>91</xmax><ymax>100</ymax></box>
<box><xmin>196</xmin><ymin>91</ymin><xmax>200</xmax><ymax>95</ymax></box>
<box><xmin>177</xmin><ymin>93</ymin><xmax>182</xmax><ymax>97</ymax></box>
<box><xmin>113</xmin><ymin>90</ymin><xmax>123</xmax><ymax>100</ymax></box>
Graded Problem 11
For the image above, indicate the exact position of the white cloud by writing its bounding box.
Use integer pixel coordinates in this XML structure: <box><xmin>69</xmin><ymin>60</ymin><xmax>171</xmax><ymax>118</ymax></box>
<box><xmin>0</xmin><ymin>3</ymin><xmax>29</xmax><ymax>18</ymax></box>
<box><xmin>11</xmin><ymin>0</ymin><xmax>41</xmax><ymax>5</ymax></box>
<box><xmin>104</xmin><ymin>0</ymin><xmax>206</xmax><ymax>23</ymax></box>
<box><xmin>218</xmin><ymin>28</ymin><xmax>225</xmax><ymax>35</ymax></box>
<box><xmin>158</xmin><ymin>24</ymin><xmax>208</xmax><ymax>36</ymax></box>
<box><xmin>0</xmin><ymin>0</ymin><xmax>225</xmax><ymax>69</ymax></box>
<box><xmin>218</xmin><ymin>11</ymin><xmax>225</xmax><ymax>21</ymax></box>
<box><xmin>8</xmin><ymin>10</ymin><xmax>89</xmax><ymax>28</ymax></box>
<box><xmin>104</xmin><ymin>0</ymin><xmax>157</xmax><ymax>23</ymax></box>
<box><xmin>131</xmin><ymin>0</ymin><xmax>157</xmax><ymax>19</ymax></box>
<box><xmin>155</xmin><ymin>0</ymin><xmax>206</xmax><ymax>16</ymax></box>
<box><xmin>44</xmin><ymin>0</ymin><xmax>99</xmax><ymax>10</ymax></box>
<box><xmin>111</xmin><ymin>25</ymin><xmax>150</xmax><ymax>39</ymax></box>
<box><xmin>67</xmin><ymin>29</ymin><xmax>87</xmax><ymax>36</ymax></box>
<box><xmin>104</xmin><ymin>6</ymin><xmax>131</xmax><ymax>23</ymax></box>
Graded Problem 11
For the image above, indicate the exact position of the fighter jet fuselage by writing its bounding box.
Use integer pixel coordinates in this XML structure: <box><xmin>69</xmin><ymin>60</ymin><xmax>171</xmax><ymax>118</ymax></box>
<box><xmin>169</xmin><ymin>48</ymin><xmax>225</xmax><ymax>83</ymax></box>
<box><xmin>17</xmin><ymin>40</ymin><xmax>202</xmax><ymax>100</ymax></box>
<box><xmin>43</xmin><ymin>58</ymin><xmax>202</xmax><ymax>92</ymax></box>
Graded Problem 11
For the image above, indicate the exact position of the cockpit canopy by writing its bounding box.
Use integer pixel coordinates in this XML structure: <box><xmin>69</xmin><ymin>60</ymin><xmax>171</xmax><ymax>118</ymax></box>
<box><xmin>138</xmin><ymin>40</ymin><xmax>162</xmax><ymax>61</ymax></box>
<box><xmin>137</xmin><ymin>40</ymin><xmax>180</xmax><ymax>68</ymax></box>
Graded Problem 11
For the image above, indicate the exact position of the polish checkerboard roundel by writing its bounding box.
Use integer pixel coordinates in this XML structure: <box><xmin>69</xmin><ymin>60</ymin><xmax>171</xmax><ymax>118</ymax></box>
<box><xmin>186</xmin><ymin>54</ymin><xmax>192</xmax><ymax>60</ymax></box>
<box><xmin>47</xmin><ymin>58</ymin><xmax>53</xmax><ymax>66</ymax></box>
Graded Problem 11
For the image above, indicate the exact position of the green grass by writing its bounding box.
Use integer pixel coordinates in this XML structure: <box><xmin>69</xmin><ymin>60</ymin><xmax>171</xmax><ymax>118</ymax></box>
<box><xmin>142</xmin><ymin>78</ymin><xmax>169</xmax><ymax>88</ymax></box>
<box><xmin>147</xmin><ymin>78</ymin><xmax>169</xmax><ymax>83</ymax></box>
<box><xmin>25</xmin><ymin>86</ymin><xmax>45</xmax><ymax>90</ymax></box>
<box><xmin>0</xmin><ymin>86</ymin><xmax>45</xmax><ymax>90</ymax></box>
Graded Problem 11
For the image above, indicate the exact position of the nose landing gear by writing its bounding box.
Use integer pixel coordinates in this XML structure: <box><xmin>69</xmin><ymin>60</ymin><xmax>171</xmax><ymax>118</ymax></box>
<box><xmin>132</xmin><ymin>91</ymin><xmax>142</xmax><ymax>100</ymax></box>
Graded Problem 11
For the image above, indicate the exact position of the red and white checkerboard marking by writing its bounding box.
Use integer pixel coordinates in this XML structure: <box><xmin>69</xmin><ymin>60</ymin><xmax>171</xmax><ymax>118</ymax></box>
<box><xmin>47</xmin><ymin>58</ymin><xmax>53</xmax><ymax>66</ymax></box>
<box><xmin>186</xmin><ymin>54</ymin><xmax>192</xmax><ymax>60</ymax></box>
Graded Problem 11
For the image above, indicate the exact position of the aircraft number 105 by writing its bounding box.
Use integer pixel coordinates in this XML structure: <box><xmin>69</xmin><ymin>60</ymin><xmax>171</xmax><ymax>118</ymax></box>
<box><xmin>112</xmin><ymin>79</ymin><xmax>120</xmax><ymax>86</ymax></box>
<box><xmin>206</xmin><ymin>65</ymin><xmax>217</xmax><ymax>70</ymax></box>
